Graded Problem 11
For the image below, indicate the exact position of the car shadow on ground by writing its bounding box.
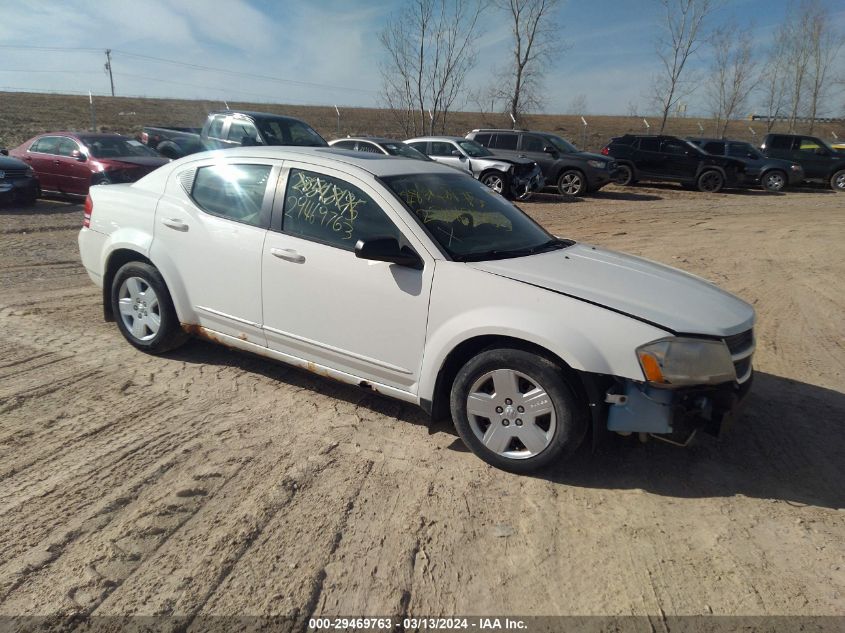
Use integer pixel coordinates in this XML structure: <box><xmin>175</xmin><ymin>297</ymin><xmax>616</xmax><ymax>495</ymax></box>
<box><xmin>0</xmin><ymin>198</ymin><xmax>82</xmax><ymax>215</ymax></box>
<box><xmin>543</xmin><ymin>372</ymin><xmax>845</xmax><ymax>510</ymax></box>
<box><xmin>165</xmin><ymin>341</ymin><xmax>844</xmax><ymax>509</ymax></box>
<box><xmin>588</xmin><ymin>190</ymin><xmax>663</xmax><ymax>202</ymax></box>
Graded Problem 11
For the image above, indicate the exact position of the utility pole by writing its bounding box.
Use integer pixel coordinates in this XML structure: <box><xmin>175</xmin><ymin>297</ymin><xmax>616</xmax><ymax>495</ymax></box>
<box><xmin>104</xmin><ymin>49</ymin><xmax>115</xmax><ymax>97</ymax></box>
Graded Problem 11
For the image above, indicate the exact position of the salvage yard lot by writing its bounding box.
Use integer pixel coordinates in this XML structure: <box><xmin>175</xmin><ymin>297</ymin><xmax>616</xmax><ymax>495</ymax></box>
<box><xmin>0</xmin><ymin>186</ymin><xmax>843</xmax><ymax>623</ymax></box>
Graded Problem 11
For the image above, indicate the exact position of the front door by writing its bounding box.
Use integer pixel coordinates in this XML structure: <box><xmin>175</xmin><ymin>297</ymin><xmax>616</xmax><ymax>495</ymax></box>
<box><xmin>430</xmin><ymin>141</ymin><xmax>471</xmax><ymax>175</ymax></box>
<box><xmin>261</xmin><ymin>163</ymin><xmax>434</xmax><ymax>392</ymax></box>
<box><xmin>150</xmin><ymin>160</ymin><xmax>278</xmax><ymax>344</ymax></box>
<box><xmin>55</xmin><ymin>137</ymin><xmax>92</xmax><ymax>195</ymax></box>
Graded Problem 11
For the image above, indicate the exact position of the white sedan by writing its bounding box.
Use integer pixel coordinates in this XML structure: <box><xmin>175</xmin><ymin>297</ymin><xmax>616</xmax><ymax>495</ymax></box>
<box><xmin>78</xmin><ymin>146</ymin><xmax>755</xmax><ymax>472</ymax></box>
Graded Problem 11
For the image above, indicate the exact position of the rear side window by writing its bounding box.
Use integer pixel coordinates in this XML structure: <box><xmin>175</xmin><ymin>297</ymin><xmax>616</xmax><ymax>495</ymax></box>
<box><xmin>191</xmin><ymin>164</ymin><xmax>271</xmax><ymax>227</ymax></box>
<box><xmin>282</xmin><ymin>169</ymin><xmax>401</xmax><ymax>250</ymax></box>
<box><xmin>767</xmin><ymin>135</ymin><xmax>794</xmax><ymax>150</ymax></box>
<box><xmin>638</xmin><ymin>138</ymin><xmax>659</xmax><ymax>152</ymax></box>
<box><xmin>356</xmin><ymin>142</ymin><xmax>382</xmax><ymax>154</ymax></box>
<box><xmin>473</xmin><ymin>133</ymin><xmax>491</xmax><ymax>146</ymax></box>
<box><xmin>228</xmin><ymin>119</ymin><xmax>259</xmax><ymax>144</ymax></box>
<box><xmin>490</xmin><ymin>133</ymin><xmax>518</xmax><ymax>150</ymax></box>
<box><xmin>728</xmin><ymin>143</ymin><xmax>753</xmax><ymax>158</ymax></box>
<box><xmin>703</xmin><ymin>141</ymin><xmax>726</xmax><ymax>155</ymax></box>
<box><xmin>661</xmin><ymin>139</ymin><xmax>687</xmax><ymax>155</ymax></box>
<box><xmin>408</xmin><ymin>142</ymin><xmax>428</xmax><ymax>154</ymax></box>
<box><xmin>331</xmin><ymin>140</ymin><xmax>356</xmax><ymax>150</ymax></box>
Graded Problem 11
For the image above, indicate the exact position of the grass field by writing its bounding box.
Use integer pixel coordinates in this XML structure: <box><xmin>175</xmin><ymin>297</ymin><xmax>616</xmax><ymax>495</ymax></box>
<box><xmin>1</xmin><ymin>90</ymin><xmax>842</xmax><ymax>153</ymax></box>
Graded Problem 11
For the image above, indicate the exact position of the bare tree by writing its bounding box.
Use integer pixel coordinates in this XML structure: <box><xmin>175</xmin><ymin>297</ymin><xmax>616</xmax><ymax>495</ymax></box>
<box><xmin>379</xmin><ymin>0</ymin><xmax>481</xmax><ymax>136</ymax></box>
<box><xmin>758</xmin><ymin>26</ymin><xmax>790</xmax><ymax>132</ymax></box>
<box><xmin>567</xmin><ymin>93</ymin><xmax>588</xmax><ymax>115</ymax></box>
<box><xmin>650</xmin><ymin>0</ymin><xmax>717</xmax><ymax>133</ymax></box>
<box><xmin>804</xmin><ymin>0</ymin><xmax>843</xmax><ymax>132</ymax></box>
<box><xmin>780</xmin><ymin>4</ymin><xmax>814</xmax><ymax>132</ymax></box>
<box><xmin>705</xmin><ymin>23</ymin><xmax>758</xmax><ymax>137</ymax></box>
<box><xmin>493</xmin><ymin>0</ymin><xmax>563</xmax><ymax>128</ymax></box>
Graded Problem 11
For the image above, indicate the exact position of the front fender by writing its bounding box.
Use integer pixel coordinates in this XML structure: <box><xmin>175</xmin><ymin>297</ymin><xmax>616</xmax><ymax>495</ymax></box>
<box><xmin>417</xmin><ymin>263</ymin><xmax>669</xmax><ymax>402</ymax></box>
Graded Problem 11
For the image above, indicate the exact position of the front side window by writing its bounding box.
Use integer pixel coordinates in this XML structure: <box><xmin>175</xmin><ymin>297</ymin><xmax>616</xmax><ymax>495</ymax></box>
<box><xmin>282</xmin><ymin>169</ymin><xmax>401</xmax><ymax>250</ymax></box>
<box><xmin>661</xmin><ymin>139</ymin><xmax>688</xmax><ymax>155</ymax></box>
<box><xmin>228</xmin><ymin>119</ymin><xmax>260</xmax><ymax>144</ymax></box>
<box><xmin>191</xmin><ymin>164</ymin><xmax>271</xmax><ymax>227</ymax></box>
<box><xmin>521</xmin><ymin>135</ymin><xmax>545</xmax><ymax>152</ymax></box>
<box><xmin>255</xmin><ymin>118</ymin><xmax>328</xmax><ymax>147</ymax></box>
<box><xmin>546</xmin><ymin>135</ymin><xmax>577</xmax><ymax>153</ymax></box>
<box><xmin>728</xmin><ymin>142</ymin><xmax>756</xmax><ymax>159</ymax></box>
<box><xmin>797</xmin><ymin>137</ymin><xmax>831</xmax><ymax>153</ymax></box>
<box><xmin>430</xmin><ymin>142</ymin><xmax>457</xmax><ymax>157</ymax></box>
<box><xmin>381</xmin><ymin>142</ymin><xmax>430</xmax><ymax>160</ymax></box>
<box><xmin>703</xmin><ymin>141</ymin><xmax>726</xmax><ymax>155</ymax></box>
<box><xmin>384</xmin><ymin>172</ymin><xmax>563</xmax><ymax>261</ymax></box>
<box><xmin>56</xmin><ymin>138</ymin><xmax>81</xmax><ymax>157</ymax></box>
<box><xmin>457</xmin><ymin>140</ymin><xmax>492</xmax><ymax>157</ymax></box>
<box><xmin>473</xmin><ymin>133</ymin><xmax>491</xmax><ymax>146</ymax></box>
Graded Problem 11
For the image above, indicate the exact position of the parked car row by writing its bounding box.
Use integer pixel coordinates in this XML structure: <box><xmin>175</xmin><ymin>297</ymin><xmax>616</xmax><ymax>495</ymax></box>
<box><xmin>3</xmin><ymin>108</ymin><xmax>844</xmax><ymax>207</ymax></box>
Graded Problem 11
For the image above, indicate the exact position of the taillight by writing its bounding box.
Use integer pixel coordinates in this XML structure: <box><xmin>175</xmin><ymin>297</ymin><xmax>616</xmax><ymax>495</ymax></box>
<box><xmin>83</xmin><ymin>194</ymin><xmax>93</xmax><ymax>228</ymax></box>
<box><xmin>600</xmin><ymin>146</ymin><xmax>610</xmax><ymax>156</ymax></box>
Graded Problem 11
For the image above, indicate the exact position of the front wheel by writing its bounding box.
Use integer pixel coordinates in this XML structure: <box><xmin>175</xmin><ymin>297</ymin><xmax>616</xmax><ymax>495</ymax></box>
<box><xmin>557</xmin><ymin>170</ymin><xmax>586</xmax><ymax>196</ymax></box>
<box><xmin>450</xmin><ymin>348</ymin><xmax>587</xmax><ymax>473</ymax></box>
<box><xmin>761</xmin><ymin>170</ymin><xmax>786</xmax><ymax>192</ymax></box>
<box><xmin>111</xmin><ymin>262</ymin><xmax>187</xmax><ymax>354</ymax></box>
<box><xmin>831</xmin><ymin>169</ymin><xmax>845</xmax><ymax>192</ymax></box>
<box><xmin>480</xmin><ymin>171</ymin><xmax>509</xmax><ymax>196</ymax></box>
<box><xmin>697</xmin><ymin>169</ymin><xmax>724</xmax><ymax>193</ymax></box>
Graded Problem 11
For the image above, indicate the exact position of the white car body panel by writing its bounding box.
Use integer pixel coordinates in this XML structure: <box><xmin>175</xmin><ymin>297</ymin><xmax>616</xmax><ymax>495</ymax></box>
<box><xmin>78</xmin><ymin>146</ymin><xmax>755</xmax><ymax>423</ymax></box>
<box><xmin>470</xmin><ymin>244</ymin><xmax>756</xmax><ymax>337</ymax></box>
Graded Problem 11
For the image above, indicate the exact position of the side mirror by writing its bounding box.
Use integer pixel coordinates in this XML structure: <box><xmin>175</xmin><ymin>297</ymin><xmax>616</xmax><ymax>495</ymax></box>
<box><xmin>451</xmin><ymin>150</ymin><xmax>466</xmax><ymax>159</ymax></box>
<box><xmin>543</xmin><ymin>146</ymin><xmax>557</xmax><ymax>154</ymax></box>
<box><xmin>354</xmin><ymin>236</ymin><xmax>423</xmax><ymax>269</ymax></box>
<box><xmin>72</xmin><ymin>149</ymin><xmax>87</xmax><ymax>162</ymax></box>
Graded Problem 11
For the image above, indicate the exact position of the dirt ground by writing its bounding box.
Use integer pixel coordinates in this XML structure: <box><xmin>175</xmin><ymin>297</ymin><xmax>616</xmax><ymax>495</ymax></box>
<box><xmin>0</xmin><ymin>183</ymin><xmax>843</xmax><ymax>629</ymax></box>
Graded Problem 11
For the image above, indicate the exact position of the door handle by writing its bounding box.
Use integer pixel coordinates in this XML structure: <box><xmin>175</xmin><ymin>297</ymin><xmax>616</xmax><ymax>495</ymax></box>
<box><xmin>53</xmin><ymin>160</ymin><xmax>61</xmax><ymax>165</ymax></box>
<box><xmin>270</xmin><ymin>247</ymin><xmax>305</xmax><ymax>263</ymax></box>
<box><xmin>161</xmin><ymin>218</ymin><xmax>189</xmax><ymax>231</ymax></box>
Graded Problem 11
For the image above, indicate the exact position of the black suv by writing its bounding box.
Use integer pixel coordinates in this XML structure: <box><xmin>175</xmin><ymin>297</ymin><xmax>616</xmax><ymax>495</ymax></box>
<box><xmin>465</xmin><ymin>129</ymin><xmax>616</xmax><ymax>196</ymax></box>
<box><xmin>688</xmin><ymin>137</ymin><xmax>804</xmax><ymax>192</ymax></box>
<box><xmin>602</xmin><ymin>135</ymin><xmax>746</xmax><ymax>192</ymax></box>
<box><xmin>760</xmin><ymin>133</ymin><xmax>845</xmax><ymax>192</ymax></box>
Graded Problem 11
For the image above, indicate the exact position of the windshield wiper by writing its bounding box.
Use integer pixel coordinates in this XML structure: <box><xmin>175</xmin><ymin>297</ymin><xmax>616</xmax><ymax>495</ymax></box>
<box><xmin>455</xmin><ymin>238</ymin><xmax>572</xmax><ymax>262</ymax></box>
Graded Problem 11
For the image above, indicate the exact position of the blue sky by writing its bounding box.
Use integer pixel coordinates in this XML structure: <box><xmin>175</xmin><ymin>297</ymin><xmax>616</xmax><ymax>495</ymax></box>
<box><xmin>0</xmin><ymin>0</ymin><xmax>843</xmax><ymax>116</ymax></box>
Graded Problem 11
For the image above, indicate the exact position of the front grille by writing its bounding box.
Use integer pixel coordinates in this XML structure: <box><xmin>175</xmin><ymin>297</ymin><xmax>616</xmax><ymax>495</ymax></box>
<box><xmin>724</xmin><ymin>329</ymin><xmax>754</xmax><ymax>384</ymax></box>
<box><xmin>1</xmin><ymin>169</ymin><xmax>29</xmax><ymax>179</ymax></box>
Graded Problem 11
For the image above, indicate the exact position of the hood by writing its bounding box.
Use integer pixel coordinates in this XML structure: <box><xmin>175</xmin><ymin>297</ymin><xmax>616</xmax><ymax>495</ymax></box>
<box><xmin>99</xmin><ymin>156</ymin><xmax>170</xmax><ymax>170</ymax></box>
<box><xmin>484</xmin><ymin>154</ymin><xmax>535</xmax><ymax>166</ymax></box>
<box><xmin>0</xmin><ymin>155</ymin><xmax>28</xmax><ymax>170</ymax></box>
<box><xmin>571</xmin><ymin>150</ymin><xmax>610</xmax><ymax>162</ymax></box>
<box><xmin>468</xmin><ymin>243</ymin><xmax>755</xmax><ymax>337</ymax></box>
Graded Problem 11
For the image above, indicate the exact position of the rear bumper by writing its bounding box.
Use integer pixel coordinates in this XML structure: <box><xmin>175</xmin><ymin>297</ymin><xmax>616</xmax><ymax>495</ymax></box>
<box><xmin>78</xmin><ymin>227</ymin><xmax>107</xmax><ymax>287</ymax></box>
<box><xmin>605</xmin><ymin>372</ymin><xmax>754</xmax><ymax>440</ymax></box>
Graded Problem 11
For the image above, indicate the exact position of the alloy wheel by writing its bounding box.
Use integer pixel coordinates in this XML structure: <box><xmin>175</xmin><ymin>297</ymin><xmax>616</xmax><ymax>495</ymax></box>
<box><xmin>482</xmin><ymin>173</ymin><xmax>505</xmax><ymax>194</ymax></box>
<box><xmin>118</xmin><ymin>276</ymin><xmax>161</xmax><ymax>341</ymax></box>
<box><xmin>559</xmin><ymin>172</ymin><xmax>583</xmax><ymax>195</ymax></box>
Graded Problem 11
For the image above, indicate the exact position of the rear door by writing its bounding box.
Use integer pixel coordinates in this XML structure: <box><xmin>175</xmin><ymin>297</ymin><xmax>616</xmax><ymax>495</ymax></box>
<box><xmin>25</xmin><ymin>136</ymin><xmax>61</xmax><ymax>190</ymax></box>
<box><xmin>519</xmin><ymin>134</ymin><xmax>556</xmax><ymax>178</ymax></box>
<box><xmin>634</xmin><ymin>137</ymin><xmax>661</xmax><ymax>175</ymax></box>
<box><xmin>151</xmin><ymin>159</ymin><xmax>278</xmax><ymax>344</ymax></box>
<box><xmin>488</xmin><ymin>132</ymin><xmax>520</xmax><ymax>161</ymax></box>
<box><xmin>430</xmin><ymin>140</ymin><xmax>469</xmax><ymax>173</ymax></box>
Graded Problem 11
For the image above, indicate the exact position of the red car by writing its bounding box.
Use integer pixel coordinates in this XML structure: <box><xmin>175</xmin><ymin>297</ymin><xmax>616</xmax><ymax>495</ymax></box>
<box><xmin>9</xmin><ymin>132</ymin><xmax>170</xmax><ymax>197</ymax></box>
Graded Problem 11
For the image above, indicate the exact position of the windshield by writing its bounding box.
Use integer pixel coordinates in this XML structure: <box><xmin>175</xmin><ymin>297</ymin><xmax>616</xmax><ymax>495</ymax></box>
<box><xmin>457</xmin><ymin>140</ymin><xmax>492</xmax><ymax>157</ymax></box>
<box><xmin>382</xmin><ymin>142</ymin><xmax>431</xmax><ymax>161</ymax></box>
<box><xmin>547</xmin><ymin>135</ymin><xmax>577</xmax><ymax>153</ymax></box>
<box><xmin>80</xmin><ymin>137</ymin><xmax>161</xmax><ymax>158</ymax></box>
<box><xmin>383</xmin><ymin>172</ymin><xmax>569</xmax><ymax>261</ymax></box>
<box><xmin>255</xmin><ymin>118</ymin><xmax>328</xmax><ymax>147</ymax></box>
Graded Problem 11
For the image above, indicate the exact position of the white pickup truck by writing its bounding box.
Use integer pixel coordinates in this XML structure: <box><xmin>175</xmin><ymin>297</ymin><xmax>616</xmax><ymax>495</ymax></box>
<box><xmin>78</xmin><ymin>147</ymin><xmax>755</xmax><ymax>473</ymax></box>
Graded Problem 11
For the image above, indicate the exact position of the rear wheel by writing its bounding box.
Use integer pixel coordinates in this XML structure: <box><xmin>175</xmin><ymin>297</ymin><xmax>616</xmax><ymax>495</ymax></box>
<box><xmin>111</xmin><ymin>262</ymin><xmax>187</xmax><ymax>354</ymax></box>
<box><xmin>613</xmin><ymin>164</ymin><xmax>635</xmax><ymax>186</ymax></box>
<box><xmin>831</xmin><ymin>169</ymin><xmax>845</xmax><ymax>192</ymax></box>
<box><xmin>697</xmin><ymin>169</ymin><xmax>724</xmax><ymax>193</ymax></box>
<box><xmin>450</xmin><ymin>347</ymin><xmax>587</xmax><ymax>473</ymax></box>
<box><xmin>761</xmin><ymin>169</ymin><xmax>786</xmax><ymax>192</ymax></box>
<box><xmin>557</xmin><ymin>170</ymin><xmax>586</xmax><ymax>196</ymax></box>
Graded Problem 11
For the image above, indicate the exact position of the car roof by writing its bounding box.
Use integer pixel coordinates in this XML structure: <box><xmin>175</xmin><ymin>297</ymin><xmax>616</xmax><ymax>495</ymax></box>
<box><xmin>168</xmin><ymin>146</ymin><xmax>459</xmax><ymax>178</ymax></box>
<box><xmin>208</xmin><ymin>110</ymin><xmax>307</xmax><ymax>123</ymax></box>
<box><xmin>330</xmin><ymin>137</ymin><xmax>407</xmax><ymax>145</ymax></box>
<box><xmin>405</xmin><ymin>136</ymin><xmax>466</xmax><ymax>142</ymax></box>
<box><xmin>31</xmin><ymin>131</ymin><xmax>129</xmax><ymax>140</ymax></box>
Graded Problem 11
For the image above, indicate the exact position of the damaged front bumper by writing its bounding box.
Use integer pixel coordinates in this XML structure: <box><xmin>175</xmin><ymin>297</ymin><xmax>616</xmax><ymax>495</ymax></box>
<box><xmin>604</xmin><ymin>373</ymin><xmax>754</xmax><ymax>444</ymax></box>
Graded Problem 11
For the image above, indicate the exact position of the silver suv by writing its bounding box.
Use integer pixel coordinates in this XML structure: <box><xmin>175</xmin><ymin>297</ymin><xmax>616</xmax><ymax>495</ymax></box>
<box><xmin>405</xmin><ymin>136</ymin><xmax>544</xmax><ymax>199</ymax></box>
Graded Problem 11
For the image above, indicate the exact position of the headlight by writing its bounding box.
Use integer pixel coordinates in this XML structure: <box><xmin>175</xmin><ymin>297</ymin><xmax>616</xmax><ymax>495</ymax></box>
<box><xmin>636</xmin><ymin>337</ymin><xmax>735</xmax><ymax>386</ymax></box>
<box><xmin>790</xmin><ymin>164</ymin><xmax>802</xmax><ymax>172</ymax></box>
<box><xmin>587</xmin><ymin>160</ymin><xmax>607</xmax><ymax>169</ymax></box>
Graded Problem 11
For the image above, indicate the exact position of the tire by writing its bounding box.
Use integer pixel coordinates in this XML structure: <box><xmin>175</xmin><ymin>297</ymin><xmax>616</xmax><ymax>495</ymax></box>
<box><xmin>480</xmin><ymin>170</ymin><xmax>509</xmax><ymax>197</ymax></box>
<box><xmin>449</xmin><ymin>347</ymin><xmax>587</xmax><ymax>473</ymax></box>
<box><xmin>831</xmin><ymin>169</ymin><xmax>845</xmax><ymax>192</ymax></box>
<box><xmin>697</xmin><ymin>169</ymin><xmax>724</xmax><ymax>193</ymax></box>
<box><xmin>761</xmin><ymin>169</ymin><xmax>787</xmax><ymax>192</ymax></box>
<box><xmin>557</xmin><ymin>170</ymin><xmax>586</xmax><ymax>196</ymax></box>
<box><xmin>613</xmin><ymin>164</ymin><xmax>635</xmax><ymax>186</ymax></box>
<box><xmin>111</xmin><ymin>262</ymin><xmax>187</xmax><ymax>354</ymax></box>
